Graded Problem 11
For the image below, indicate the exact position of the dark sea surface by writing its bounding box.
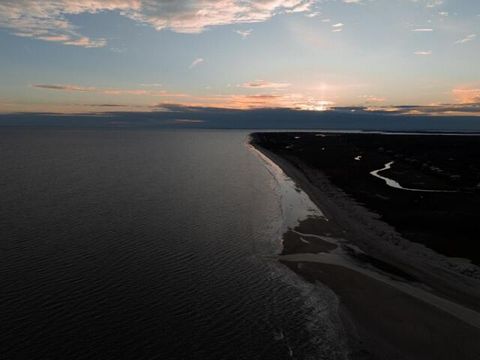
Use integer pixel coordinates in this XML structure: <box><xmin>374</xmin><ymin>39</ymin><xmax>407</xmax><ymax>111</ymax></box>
<box><xmin>0</xmin><ymin>129</ymin><xmax>346</xmax><ymax>360</ymax></box>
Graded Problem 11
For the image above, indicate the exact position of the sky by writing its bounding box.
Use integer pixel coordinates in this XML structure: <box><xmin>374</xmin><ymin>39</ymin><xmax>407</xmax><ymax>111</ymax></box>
<box><xmin>0</xmin><ymin>0</ymin><xmax>479</xmax><ymax>115</ymax></box>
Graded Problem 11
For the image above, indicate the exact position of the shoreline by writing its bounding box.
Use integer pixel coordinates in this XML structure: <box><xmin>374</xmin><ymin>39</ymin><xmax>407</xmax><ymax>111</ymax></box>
<box><xmin>249</xmin><ymin>133</ymin><xmax>480</xmax><ymax>360</ymax></box>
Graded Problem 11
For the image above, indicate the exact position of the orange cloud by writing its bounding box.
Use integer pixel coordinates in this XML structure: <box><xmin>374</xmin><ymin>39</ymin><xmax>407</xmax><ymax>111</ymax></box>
<box><xmin>360</xmin><ymin>95</ymin><xmax>386</xmax><ymax>103</ymax></box>
<box><xmin>31</xmin><ymin>80</ymin><xmax>335</xmax><ymax>110</ymax></box>
<box><xmin>453</xmin><ymin>87</ymin><xmax>480</xmax><ymax>104</ymax></box>
<box><xmin>158</xmin><ymin>92</ymin><xmax>334</xmax><ymax>111</ymax></box>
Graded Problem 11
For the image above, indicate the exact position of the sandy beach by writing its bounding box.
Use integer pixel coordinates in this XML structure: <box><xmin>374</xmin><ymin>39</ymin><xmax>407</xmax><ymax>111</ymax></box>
<box><xmin>250</xmin><ymin>133</ymin><xmax>480</xmax><ymax>360</ymax></box>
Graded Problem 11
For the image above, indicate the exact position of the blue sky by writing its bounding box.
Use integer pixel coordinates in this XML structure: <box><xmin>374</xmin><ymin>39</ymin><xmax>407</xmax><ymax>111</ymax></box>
<box><xmin>0</xmin><ymin>0</ymin><xmax>479</xmax><ymax>114</ymax></box>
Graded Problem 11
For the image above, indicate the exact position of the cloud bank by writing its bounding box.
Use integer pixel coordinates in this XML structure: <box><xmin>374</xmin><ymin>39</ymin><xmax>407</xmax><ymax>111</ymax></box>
<box><xmin>0</xmin><ymin>0</ymin><xmax>316</xmax><ymax>47</ymax></box>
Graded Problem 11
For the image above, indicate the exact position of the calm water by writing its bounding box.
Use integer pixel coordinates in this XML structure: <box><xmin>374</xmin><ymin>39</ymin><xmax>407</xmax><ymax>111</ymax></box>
<box><xmin>0</xmin><ymin>129</ymin><xmax>346</xmax><ymax>360</ymax></box>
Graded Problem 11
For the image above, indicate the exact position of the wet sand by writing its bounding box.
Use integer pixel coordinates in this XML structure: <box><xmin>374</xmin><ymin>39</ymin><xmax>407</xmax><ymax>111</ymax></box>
<box><xmin>284</xmin><ymin>261</ymin><xmax>480</xmax><ymax>360</ymax></box>
<box><xmin>250</xmin><ymin>133</ymin><xmax>480</xmax><ymax>360</ymax></box>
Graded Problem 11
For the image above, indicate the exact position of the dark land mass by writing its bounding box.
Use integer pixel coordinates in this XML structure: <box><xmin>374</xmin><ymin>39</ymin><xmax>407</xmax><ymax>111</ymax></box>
<box><xmin>2</xmin><ymin>108</ymin><xmax>480</xmax><ymax>132</ymax></box>
<box><xmin>252</xmin><ymin>132</ymin><xmax>480</xmax><ymax>264</ymax></box>
<box><xmin>251</xmin><ymin>132</ymin><xmax>480</xmax><ymax>360</ymax></box>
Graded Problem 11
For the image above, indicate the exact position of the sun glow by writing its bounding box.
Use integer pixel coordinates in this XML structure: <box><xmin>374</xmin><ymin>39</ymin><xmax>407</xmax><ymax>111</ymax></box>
<box><xmin>299</xmin><ymin>100</ymin><xmax>334</xmax><ymax>111</ymax></box>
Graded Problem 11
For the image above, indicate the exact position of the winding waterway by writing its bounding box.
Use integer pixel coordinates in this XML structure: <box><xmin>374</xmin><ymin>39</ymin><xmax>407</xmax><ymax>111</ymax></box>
<box><xmin>370</xmin><ymin>161</ymin><xmax>457</xmax><ymax>193</ymax></box>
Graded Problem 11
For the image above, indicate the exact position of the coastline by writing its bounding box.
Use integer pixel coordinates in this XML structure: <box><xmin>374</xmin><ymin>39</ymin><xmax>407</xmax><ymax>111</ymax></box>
<box><xmin>249</xmin><ymin>133</ymin><xmax>480</xmax><ymax>360</ymax></box>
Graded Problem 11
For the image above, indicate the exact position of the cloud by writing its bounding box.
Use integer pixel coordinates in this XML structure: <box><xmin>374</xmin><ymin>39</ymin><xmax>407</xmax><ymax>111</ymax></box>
<box><xmin>139</xmin><ymin>83</ymin><xmax>163</xmax><ymax>87</ymax></box>
<box><xmin>87</xmin><ymin>104</ymin><xmax>126</xmax><ymax>107</ymax></box>
<box><xmin>452</xmin><ymin>87</ymin><xmax>480</xmax><ymax>104</ymax></box>
<box><xmin>414</xmin><ymin>50</ymin><xmax>432</xmax><ymax>55</ymax></box>
<box><xmin>32</xmin><ymin>83</ymin><xmax>187</xmax><ymax>97</ymax></box>
<box><xmin>455</xmin><ymin>34</ymin><xmax>476</xmax><ymax>44</ymax></box>
<box><xmin>412</xmin><ymin>28</ymin><xmax>433</xmax><ymax>32</ymax></box>
<box><xmin>155</xmin><ymin>91</ymin><xmax>335</xmax><ymax>111</ymax></box>
<box><xmin>0</xmin><ymin>0</ymin><xmax>318</xmax><ymax>47</ymax></box>
<box><xmin>32</xmin><ymin>84</ymin><xmax>97</xmax><ymax>92</ymax></box>
<box><xmin>0</xmin><ymin>0</ymin><xmax>133</xmax><ymax>47</ymax></box>
<box><xmin>408</xmin><ymin>0</ymin><xmax>444</xmax><ymax>9</ymax></box>
<box><xmin>332</xmin><ymin>22</ymin><xmax>344</xmax><ymax>32</ymax></box>
<box><xmin>235</xmin><ymin>29</ymin><xmax>253</xmax><ymax>39</ymax></box>
<box><xmin>21</xmin><ymin>83</ymin><xmax>480</xmax><ymax>116</ymax></box>
<box><xmin>133</xmin><ymin>0</ymin><xmax>316</xmax><ymax>33</ymax></box>
<box><xmin>205</xmin><ymin>94</ymin><xmax>310</xmax><ymax>110</ymax></box>
<box><xmin>285</xmin><ymin>0</ymin><xmax>315</xmax><ymax>13</ymax></box>
<box><xmin>64</xmin><ymin>37</ymin><xmax>107</xmax><ymax>48</ymax></box>
<box><xmin>426</xmin><ymin>0</ymin><xmax>443</xmax><ymax>8</ymax></box>
<box><xmin>36</xmin><ymin>35</ymin><xmax>71</xmax><ymax>42</ymax></box>
<box><xmin>239</xmin><ymin>80</ymin><xmax>291</xmax><ymax>89</ymax></box>
<box><xmin>355</xmin><ymin>103</ymin><xmax>480</xmax><ymax>116</ymax></box>
<box><xmin>189</xmin><ymin>58</ymin><xmax>205</xmax><ymax>69</ymax></box>
<box><xmin>102</xmin><ymin>89</ymin><xmax>149</xmax><ymax>95</ymax></box>
<box><xmin>360</xmin><ymin>95</ymin><xmax>386</xmax><ymax>103</ymax></box>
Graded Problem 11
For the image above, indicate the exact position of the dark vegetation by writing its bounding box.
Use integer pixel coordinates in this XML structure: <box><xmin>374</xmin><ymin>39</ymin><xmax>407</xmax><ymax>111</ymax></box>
<box><xmin>252</xmin><ymin>132</ymin><xmax>480</xmax><ymax>264</ymax></box>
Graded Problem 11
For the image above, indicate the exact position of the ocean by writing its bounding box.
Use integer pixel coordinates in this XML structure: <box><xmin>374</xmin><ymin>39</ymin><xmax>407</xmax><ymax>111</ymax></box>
<box><xmin>0</xmin><ymin>129</ymin><xmax>346</xmax><ymax>360</ymax></box>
